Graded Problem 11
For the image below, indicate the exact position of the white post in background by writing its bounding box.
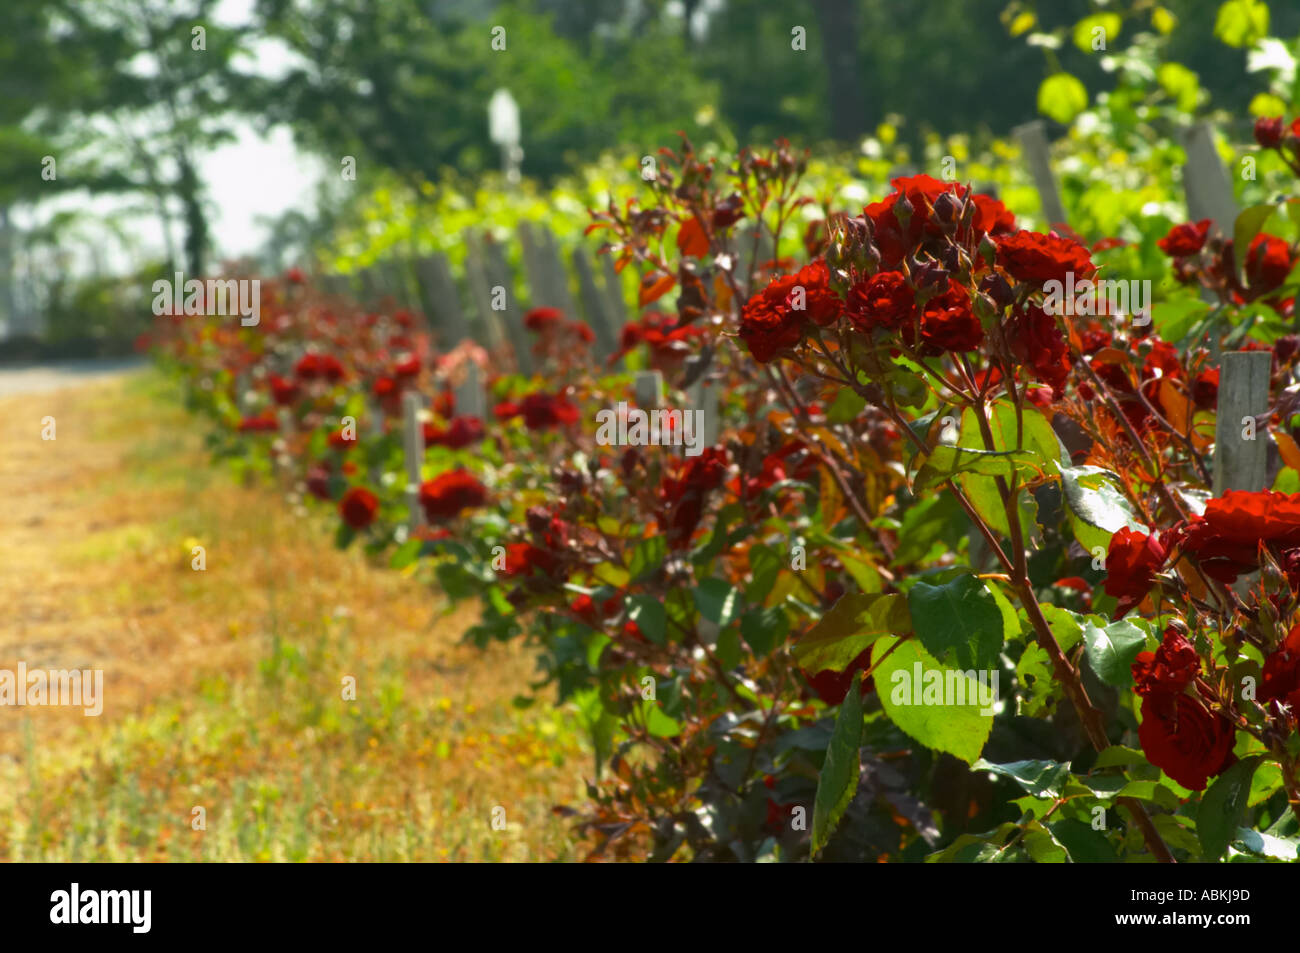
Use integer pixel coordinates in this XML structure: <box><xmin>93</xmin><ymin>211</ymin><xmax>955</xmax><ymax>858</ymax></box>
<box><xmin>488</xmin><ymin>89</ymin><xmax>522</xmax><ymax>186</ymax></box>
<box><xmin>402</xmin><ymin>390</ymin><xmax>426</xmax><ymax>533</ymax></box>
<box><xmin>1014</xmin><ymin>121</ymin><xmax>1068</xmax><ymax>229</ymax></box>
<box><xmin>455</xmin><ymin>361</ymin><xmax>487</xmax><ymax>421</ymax></box>
<box><xmin>1181</xmin><ymin>121</ymin><xmax>1239</xmax><ymax>237</ymax></box>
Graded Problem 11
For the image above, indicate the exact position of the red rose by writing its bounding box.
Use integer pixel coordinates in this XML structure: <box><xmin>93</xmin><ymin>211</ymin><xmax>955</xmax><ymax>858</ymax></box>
<box><xmin>1103</xmin><ymin>527</ymin><xmax>1167</xmax><ymax>617</ymax></box>
<box><xmin>520</xmin><ymin>392</ymin><xmax>580</xmax><ymax>430</ymax></box>
<box><xmin>501</xmin><ymin>542</ymin><xmax>557</xmax><ymax>578</ymax></box>
<box><xmin>919</xmin><ymin>279</ymin><xmax>981</xmax><ymax>352</ymax></box>
<box><xmin>1156</xmin><ymin>220</ymin><xmax>1212</xmax><ymax>258</ymax></box>
<box><xmin>740</xmin><ymin>273</ymin><xmax>804</xmax><ymax>362</ymax></box>
<box><xmin>659</xmin><ymin>447</ymin><xmax>729</xmax><ymax>549</ymax></box>
<box><xmin>424</xmin><ymin>415</ymin><xmax>485</xmax><ymax>450</ymax></box>
<box><xmin>972</xmin><ymin>194</ymin><xmax>1016</xmax><ymax>235</ymax></box>
<box><xmin>996</xmin><ymin>229</ymin><xmax>1095</xmax><ymax>287</ymax></box>
<box><xmin>1179</xmin><ymin>490</ymin><xmax>1300</xmax><ymax>583</ymax></box>
<box><xmin>269</xmin><ymin>374</ymin><xmax>300</xmax><ymax>407</ymax></box>
<box><xmin>864</xmin><ymin>174</ymin><xmax>963</xmax><ymax>267</ymax></box>
<box><xmin>1008</xmin><ymin>305</ymin><xmax>1069</xmax><ymax>392</ymax></box>
<box><xmin>845</xmin><ymin>270</ymin><xmax>913</xmax><ymax>331</ymax></box>
<box><xmin>237</xmin><ymin>412</ymin><xmax>279</xmax><ymax>433</ymax></box>
<box><xmin>1244</xmin><ymin>234</ymin><xmax>1293</xmax><ymax>295</ymax></box>
<box><xmin>1260</xmin><ymin>622</ymin><xmax>1300</xmax><ymax>715</ymax></box>
<box><xmin>394</xmin><ymin>354</ymin><xmax>421</xmax><ymax>378</ymax></box>
<box><xmin>418</xmin><ymin>468</ymin><xmax>488</xmax><ymax>522</ymax></box>
<box><xmin>1137</xmin><ymin>691</ymin><xmax>1237</xmax><ymax>791</ymax></box>
<box><xmin>1191</xmin><ymin>367</ymin><xmax>1219</xmax><ymax>410</ymax></box>
<box><xmin>328</xmin><ymin>426</ymin><xmax>357</xmax><ymax>451</ymax></box>
<box><xmin>785</xmin><ymin>259</ymin><xmax>841</xmax><ymax>327</ymax></box>
<box><xmin>524</xmin><ymin>307</ymin><xmax>565</xmax><ymax>332</ymax></box>
<box><xmin>1255</xmin><ymin>116</ymin><xmax>1285</xmax><ymax>149</ymax></box>
<box><xmin>305</xmin><ymin>464</ymin><xmax>332</xmax><ymax>501</ymax></box>
<box><xmin>1132</xmin><ymin>627</ymin><xmax>1201</xmax><ymax>697</ymax></box>
<box><xmin>339</xmin><ymin>486</ymin><xmax>379</xmax><ymax>529</ymax></box>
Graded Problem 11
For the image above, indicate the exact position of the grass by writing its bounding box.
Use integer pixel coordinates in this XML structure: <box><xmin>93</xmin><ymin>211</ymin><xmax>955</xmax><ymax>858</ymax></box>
<box><xmin>0</xmin><ymin>370</ymin><xmax>588</xmax><ymax>861</ymax></box>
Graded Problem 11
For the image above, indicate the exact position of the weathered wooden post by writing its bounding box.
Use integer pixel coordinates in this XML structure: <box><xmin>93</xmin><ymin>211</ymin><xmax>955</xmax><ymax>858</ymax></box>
<box><xmin>1181</xmin><ymin>121</ymin><xmax>1239</xmax><ymax>236</ymax></box>
<box><xmin>1212</xmin><ymin>350</ymin><xmax>1271</xmax><ymax>496</ymax></box>
<box><xmin>480</xmin><ymin>235</ymin><xmax>534</xmax><ymax>376</ymax></box>
<box><xmin>1014</xmin><ymin>121</ymin><xmax>1069</xmax><ymax>229</ymax></box>
<box><xmin>402</xmin><ymin>390</ymin><xmax>426</xmax><ymax>532</ymax></box>
<box><xmin>462</xmin><ymin>230</ymin><xmax>509</xmax><ymax>353</ymax></box>
<box><xmin>572</xmin><ymin>246</ymin><xmax>619</xmax><ymax>360</ymax></box>
<box><xmin>415</xmin><ymin>253</ymin><xmax>470</xmax><ymax>345</ymax></box>
<box><xmin>601</xmin><ymin>255</ymin><xmax>628</xmax><ymax>330</ymax></box>
<box><xmin>634</xmin><ymin>370</ymin><xmax>664</xmax><ymax>409</ymax></box>
<box><xmin>455</xmin><ymin>361</ymin><xmax>487</xmax><ymax>421</ymax></box>
<box><xmin>684</xmin><ymin>354</ymin><xmax>721</xmax><ymax>450</ymax></box>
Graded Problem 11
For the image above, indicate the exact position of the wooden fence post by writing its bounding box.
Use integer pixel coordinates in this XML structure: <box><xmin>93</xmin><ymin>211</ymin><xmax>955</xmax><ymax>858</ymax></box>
<box><xmin>634</xmin><ymin>370</ymin><xmax>664</xmax><ymax>409</ymax></box>
<box><xmin>601</xmin><ymin>255</ymin><xmax>628</xmax><ymax>328</ymax></box>
<box><xmin>455</xmin><ymin>361</ymin><xmax>487</xmax><ymax>421</ymax></box>
<box><xmin>1014</xmin><ymin>120</ymin><xmax>1069</xmax><ymax>229</ymax></box>
<box><xmin>415</xmin><ymin>253</ymin><xmax>470</xmax><ymax>345</ymax></box>
<box><xmin>1181</xmin><ymin>121</ymin><xmax>1239</xmax><ymax>237</ymax></box>
<box><xmin>462</xmin><ymin>230</ymin><xmax>509</xmax><ymax>354</ymax></box>
<box><xmin>402</xmin><ymin>390</ymin><xmax>426</xmax><ymax>533</ymax></box>
<box><xmin>684</xmin><ymin>354</ymin><xmax>720</xmax><ymax>450</ymax></box>
<box><xmin>572</xmin><ymin>246</ymin><xmax>619</xmax><ymax>360</ymax></box>
<box><xmin>1213</xmin><ymin>350</ymin><xmax>1271</xmax><ymax>496</ymax></box>
<box><xmin>480</xmin><ymin>233</ymin><xmax>534</xmax><ymax>376</ymax></box>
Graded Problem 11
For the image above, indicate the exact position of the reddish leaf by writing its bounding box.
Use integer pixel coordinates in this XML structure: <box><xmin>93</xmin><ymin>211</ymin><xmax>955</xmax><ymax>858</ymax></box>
<box><xmin>677</xmin><ymin>216</ymin><xmax>710</xmax><ymax>257</ymax></box>
<box><xmin>639</xmin><ymin>272</ymin><xmax>676</xmax><ymax>306</ymax></box>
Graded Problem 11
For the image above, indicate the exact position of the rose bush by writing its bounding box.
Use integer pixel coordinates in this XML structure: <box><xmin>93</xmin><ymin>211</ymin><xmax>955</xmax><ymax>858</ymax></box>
<box><xmin>151</xmin><ymin>128</ymin><xmax>1300</xmax><ymax>863</ymax></box>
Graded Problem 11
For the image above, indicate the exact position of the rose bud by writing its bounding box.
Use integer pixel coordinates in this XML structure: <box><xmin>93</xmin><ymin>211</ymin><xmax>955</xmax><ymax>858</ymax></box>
<box><xmin>1255</xmin><ymin>116</ymin><xmax>1285</xmax><ymax>149</ymax></box>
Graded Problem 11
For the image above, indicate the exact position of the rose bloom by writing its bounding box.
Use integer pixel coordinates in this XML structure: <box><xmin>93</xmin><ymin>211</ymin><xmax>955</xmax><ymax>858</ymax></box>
<box><xmin>1137</xmin><ymin>690</ymin><xmax>1237</xmax><ymax>791</ymax></box>
<box><xmin>327</xmin><ymin>426</ymin><xmax>357</xmax><ymax>450</ymax></box>
<box><xmin>418</xmin><ymin>467</ymin><xmax>488</xmax><ymax>522</ymax></box>
<box><xmin>784</xmin><ymin>259</ymin><xmax>841</xmax><ymax>327</ymax></box>
<box><xmin>995</xmin><ymin>229</ymin><xmax>1095</xmax><ymax>286</ymax></box>
<box><xmin>423</xmin><ymin>415</ymin><xmax>485</xmax><ymax>449</ymax></box>
<box><xmin>739</xmin><ymin>273</ymin><xmax>804</xmax><ymax>362</ymax></box>
<box><xmin>524</xmin><ymin>306</ymin><xmax>565</xmax><ymax>332</ymax></box>
<box><xmin>1007</xmin><ymin>305</ymin><xmax>1069</xmax><ymax>392</ymax></box>
<box><xmin>845</xmin><ymin>270</ymin><xmax>912</xmax><ymax>331</ymax></box>
<box><xmin>971</xmin><ymin>193</ymin><xmax>1016</xmax><ymax>235</ymax></box>
<box><xmin>659</xmin><ymin>447</ymin><xmax>729</xmax><ymax>549</ymax></box>
<box><xmin>1132</xmin><ymin>627</ymin><xmax>1201</xmax><ymax>697</ymax></box>
<box><xmin>339</xmin><ymin>486</ymin><xmax>379</xmax><ymax>530</ymax></box>
<box><xmin>269</xmin><ymin>374</ymin><xmax>300</xmax><ymax>407</ymax></box>
<box><xmin>918</xmin><ymin>279</ymin><xmax>981</xmax><ymax>352</ymax></box>
<box><xmin>500</xmin><ymin>541</ymin><xmax>558</xmax><ymax>577</ymax></box>
<box><xmin>1255</xmin><ymin>116</ymin><xmax>1285</xmax><ymax>149</ymax></box>
<box><xmin>1102</xmin><ymin>527</ymin><xmax>1167</xmax><ymax>617</ymax></box>
<box><xmin>1244</xmin><ymin>233</ymin><xmax>1293</xmax><ymax>295</ymax></box>
<box><xmin>863</xmin><ymin>174</ymin><xmax>964</xmax><ymax>267</ymax></box>
<box><xmin>520</xmin><ymin>392</ymin><xmax>580</xmax><ymax>430</ymax></box>
<box><xmin>1156</xmin><ymin>219</ymin><xmax>1212</xmax><ymax>258</ymax></box>
<box><xmin>1178</xmin><ymin>490</ymin><xmax>1300</xmax><ymax>583</ymax></box>
<box><xmin>1260</xmin><ymin>622</ymin><xmax>1300</xmax><ymax>715</ymax></box>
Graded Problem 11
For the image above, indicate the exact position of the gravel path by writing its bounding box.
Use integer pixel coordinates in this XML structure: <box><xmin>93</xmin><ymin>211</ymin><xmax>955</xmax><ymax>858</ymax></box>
<box><xmin>0</xmin><ymin>357</ymin><xmax>145</xmax><ymax>397</ymax></box>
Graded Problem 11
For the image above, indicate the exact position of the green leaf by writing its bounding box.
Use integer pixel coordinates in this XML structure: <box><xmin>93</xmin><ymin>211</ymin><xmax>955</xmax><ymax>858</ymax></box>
<box><xmin>973</xmin><ymin>758</ymin><xmax>1071</xmax><ymax>798</ymax></box>
<box><xmin>792</xmin><ymin>592</ymin><xmax>911</xmax><ymax>673</ymax></box>
<box><xmin>907</xmin><ymin>573</ymin><xmax>1004</xmax><ymax>670</ymax></box>
<box><xmin>1156</xmin><ymin>62</ymin><xmax>1200</xmax><ymax>111</ymax></box>
<box><xmin>695</xmin><ymin>578</ymin><xmax>741</xmax><ymax>628</ymax></box>
<box><xmin>893</xmin><ymin>493</ymin><xmax>967</xmax><ymax>565</ymax></box>
<box><xmin>1051</xmin><ymin>818</ymin><xmax>1119</xmax><ymax>862</ymax></box>
<box><xmin>912</xmin><ymin>444</ymin><xmax>1034</xmax><ymax>493</ymax></box>
<box><xmin>1093</xmin><ymin>744</ymin><xmax>1148</xmax><ymax>769</ymax></box>
<box><xmin>1037</xmin><ymin>72</ymin><xmax>1089</xmax><ymax>124</ymax></box>
<box><xmin>1232</xmin><ymin>826</ymin><xmax>1299</xmax><ymax>860</ymax></box>
<box><xmin>825</xmin><ymin>386</ymin><xmax>866</xmax><ymax>424</ymax></box>
<box><xmin>627</xmin><ymin>535</ymin><xmax>667</xmax><ymax>582</ymax></box>
<box><xmin>642</xmin><ymin>700</ymin><xmax>682</xmax><ymax>738</ymax></box>
<box><xmin>627</xmin><ymin>595</ymin><xmax>668</xmax><ymax>646</ymax></box>
<box><xmin>873</xmin><ymin>636</ymin><xmax>995</xmax><ymax>764</ymax></box>
<box><xmin>956</xmin><ymin>402</ymin><xmax>1061</xmax><ymax>538</ymax></box>
<box><xmin>811</xmin><ymin>672</ymin><xmax>864</xmax><ymax>856</ymax></box>
<box><xmin>746</xmin><ymin>543</ymin><xmax>782</xmax><ymax>604</ymax></box>
<box><xmin>1082</xmin><ymin>618</ymin><xmax>1148</xmax><ymax>686</ymax></box>
<box><xmin>740</xmin><ymin>605</ymin><xmax>790</xmax><ymax>658</ymax></box>
<box><xmin>1214</xmin><ymin>0</ymin><xmax>1269</xmax><ymax>49</ymax></box>
<box><xmin>1060</xmin><ymin>465</ymin><xmax>1145</xmax><ymax>552</ymax></box>
<box><xmin>1198</xmin><ymin>756</ymin><xmax>1263</xmax><ymax>860</ymax></box>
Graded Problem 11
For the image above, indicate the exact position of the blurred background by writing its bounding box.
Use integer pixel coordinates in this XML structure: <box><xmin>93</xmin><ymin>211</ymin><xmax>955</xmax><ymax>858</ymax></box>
<box><xmin>2</xmin><ymin>0</ymin><xmax>1297</xmax><ymax>359</ymax></box>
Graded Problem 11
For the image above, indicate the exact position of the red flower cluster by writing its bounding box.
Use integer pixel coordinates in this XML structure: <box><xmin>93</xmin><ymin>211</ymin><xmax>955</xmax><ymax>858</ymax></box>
<box><xmin>1007</xmin><ymin>305</ymin><xmax>1070</xmax><ymax>393</ymax></box>
<box><xmin>339</xmin><ymin>486</ymin><xmax>379</xmax><ymax>529</ymax></box>
<box><xmin>739</xmin><ymin>260</ymin><xmax>839</xmax><ymax>363</ymax></box>
<box><xmin>995</xmin><ymin>229</ymin><xmax>1095</xmax><ymax>287</ymax></box>
<box><xmin>418</xmin><ymin>468</ymin><xmax>488</xmax><ymax>522</ymax></box>
<box><xmin>1178</xmin><ymin>490</ymin><xmax>1300</xmax><ymax>584</ymax></box>
<box><xmin>495</xmin><ymin>392</ymin><xmax>581</xmax><ymax>430</ymax></box>
<box><xmin>659</xmin><ymin>447</ymin><xmax>729</xmax><ymax>549</ymax></box>
<box><xmin>1132</xmin><ymin>628</ymin><xmax>1236</xmax><ymax>791</ymax></box>
<box><xmin>423</xmin><ymin>415</ymin><xmax>485</xmax><ymax>450</ymax></box>
<box><xmin>1157</xmin><ymin>220</ymin><xmax>1212</xmax><ymax>258</ymax></box>
<box><xmin>237</xmin><ymin>412</ymin><xmax>279</xmax><ymax>433</ymax></box>
<box><xmin>294</xmin><ymin>352</ymin><xmax>346</xmax><ymax>383</ymax></box>
<box><xmin>1260</xmin><ymin>623</ymin><xmax>1300</xmax><ymax>717</ymax></box>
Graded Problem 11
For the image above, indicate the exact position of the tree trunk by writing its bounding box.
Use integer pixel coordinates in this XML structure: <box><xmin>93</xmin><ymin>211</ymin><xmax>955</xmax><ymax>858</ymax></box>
<box><xmin>811</xmin><ymin>0</ymin><xmax>868</xmax><ymax>142</ymax></box>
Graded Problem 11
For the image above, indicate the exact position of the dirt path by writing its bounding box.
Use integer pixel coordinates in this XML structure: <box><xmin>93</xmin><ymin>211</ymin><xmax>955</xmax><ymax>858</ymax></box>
<box><xmin>0</xmin><ymin>357</ymin><xmax>145</xmax><ymax>397</ymax></box>
<box><xmin>0</xmin><ymin>370</ymin><xmax>585</xmax><ymax>861</ymax></box>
